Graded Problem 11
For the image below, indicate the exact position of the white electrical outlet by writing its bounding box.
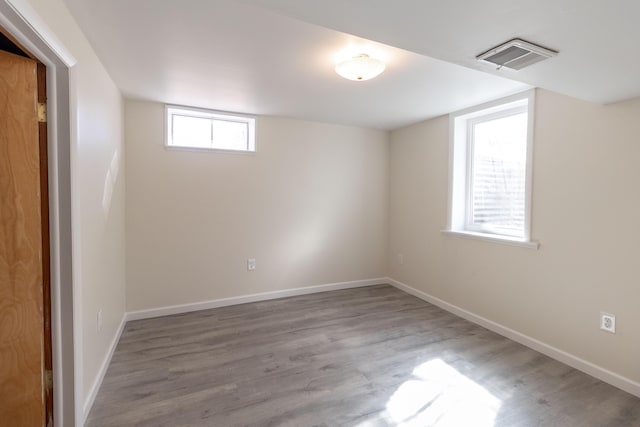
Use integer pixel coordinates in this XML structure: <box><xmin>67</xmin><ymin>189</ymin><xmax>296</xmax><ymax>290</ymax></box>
<box><xmin>247</xmin><ymin>258</ymin><xmax>256</xmax><ymax>271</ymax></box>
<box><xmin>97</xmin><ymin>309</ymin><xmax>103</xmax><ymax>332</ymax></box>
<box><xmin>397</xmin><ymin>253</ymin><xmax>404</xmax><ymax>265</ymax></box>
<box><xmin>600</xmin><ymin>312</ymin><xmax>615</xmax><ymax>334</ymax></box>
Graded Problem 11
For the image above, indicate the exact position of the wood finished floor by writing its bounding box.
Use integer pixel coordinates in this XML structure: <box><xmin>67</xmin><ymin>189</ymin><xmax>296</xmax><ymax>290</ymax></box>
<box><xmin>86</xmin><ymin>285</ymin><xmax>640</xmax><ymax>426</ymax></box>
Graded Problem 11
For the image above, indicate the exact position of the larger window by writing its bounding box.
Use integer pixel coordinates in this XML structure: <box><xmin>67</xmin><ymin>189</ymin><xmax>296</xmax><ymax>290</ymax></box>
<box><xmin>165</xmin><ymin>105</ymin><xmax>255</xmax><ymax>152</ymax></box>
<box><xmin>447</xmin><ymin>90</ymin><xmax>536</xmax><ymax>247</ymax></box>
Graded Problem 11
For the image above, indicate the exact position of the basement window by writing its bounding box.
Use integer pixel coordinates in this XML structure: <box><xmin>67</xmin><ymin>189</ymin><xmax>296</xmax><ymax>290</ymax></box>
<box><xmin>445</xmin><ymin>90</ymin><xmax>537</xmax><ymax>249</ymax></box>
<box><xmin>165</xmin><ymin>105</ymin><xmax>255</xmax><ymax>152</ymax></box>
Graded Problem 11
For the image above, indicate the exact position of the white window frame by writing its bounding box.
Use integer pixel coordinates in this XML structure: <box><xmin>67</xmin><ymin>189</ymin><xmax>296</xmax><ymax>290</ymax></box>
<box><xmin>165</xmin><ymin>105</ymin><xmax>256</xmax><ymax>152</ymax></box>
<box><xmin>445</xmin><ymin>90</ymin><xmax>538</xmax><ymax>249</ymax></box>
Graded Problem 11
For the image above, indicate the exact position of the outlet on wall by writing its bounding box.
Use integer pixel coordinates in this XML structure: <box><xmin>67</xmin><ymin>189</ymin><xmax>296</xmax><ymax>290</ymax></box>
<box><xmin>600</xmin><ymin>312</ymin><xmax>616</xmax><ymax>334</ymax></box>
<box><xmin>397</xmin><ymin>253</ymin><xmax>404</xmax><ymax>265</ymax></box>
<box><xmin>247</xmin><ymin>258</ymin><xmax>256</xmax><ymax>271</ymax></box>
<box><xmin>97</xmin><ymin>309</ymin><xmax>103</xmax><ymax>332</ymax></box>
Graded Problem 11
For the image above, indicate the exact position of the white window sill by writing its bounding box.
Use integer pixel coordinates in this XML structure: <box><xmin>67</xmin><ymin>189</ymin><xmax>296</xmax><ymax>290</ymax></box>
<box><xmin>442</xmin><ymin>230</ymin><xmax>539</xmax><ymax>250</ymax></box>
<box><xmin>164</xmin><ymin>145</ymin><xmax>256</xmax><ymax>155</ymax></box>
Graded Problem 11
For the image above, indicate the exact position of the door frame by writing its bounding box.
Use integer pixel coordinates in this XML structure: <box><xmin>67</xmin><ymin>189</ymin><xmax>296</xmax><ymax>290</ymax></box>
<box><xmin>0</xmin><ymin>1</ymin><xmax>78</xmax><ymax>425</ymax></box>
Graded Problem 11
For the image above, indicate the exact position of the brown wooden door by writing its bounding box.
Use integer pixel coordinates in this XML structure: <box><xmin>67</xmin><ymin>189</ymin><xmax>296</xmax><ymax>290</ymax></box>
<box><xmin>0</xmin><ymin>49</ymin><xmax>47</xmax><ymax>426</ymax></box>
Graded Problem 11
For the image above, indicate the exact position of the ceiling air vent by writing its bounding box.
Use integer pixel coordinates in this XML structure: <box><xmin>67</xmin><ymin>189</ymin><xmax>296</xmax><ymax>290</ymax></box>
<box><xmin>476</xmin><ymin>38</ymin><xmax>557</xmax><ymax>70</ymax></box>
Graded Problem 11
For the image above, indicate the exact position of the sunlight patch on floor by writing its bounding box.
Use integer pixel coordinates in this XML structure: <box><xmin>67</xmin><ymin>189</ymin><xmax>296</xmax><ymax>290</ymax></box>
<box><xmin>383</xmin><ymin>358</ymin><xmax>502</xmax><ymax>426</ymax></box>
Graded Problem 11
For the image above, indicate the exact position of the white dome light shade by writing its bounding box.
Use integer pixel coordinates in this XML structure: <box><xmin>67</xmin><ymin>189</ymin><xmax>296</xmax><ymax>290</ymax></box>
<box><xmin>335</xmin><ymin>54</ymin><xmax>385</xmax><ymax>81</ymax></box>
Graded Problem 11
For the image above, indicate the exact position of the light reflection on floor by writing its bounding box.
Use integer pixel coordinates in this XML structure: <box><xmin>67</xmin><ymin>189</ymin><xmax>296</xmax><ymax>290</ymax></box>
<box><xmin>358</xmin><ymin>358</ymin><xmax>501</xmax><ymax>426</ymax></box>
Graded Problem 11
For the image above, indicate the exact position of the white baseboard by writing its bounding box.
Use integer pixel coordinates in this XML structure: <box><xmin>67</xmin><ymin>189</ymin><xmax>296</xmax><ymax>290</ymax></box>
<box><xmin>82</xmin><ymin>313</ymin><xmax>127</xmax><ymax>424</ymax></box>
<box><xmin>386</xmin><ymin>277</ymin><xmax>640</xmax><ymax>398</ymax></box>
<box><xmin>126</xmin><ymin>278</ymin><xmax>387</xmax><ymax>321</ymax></box>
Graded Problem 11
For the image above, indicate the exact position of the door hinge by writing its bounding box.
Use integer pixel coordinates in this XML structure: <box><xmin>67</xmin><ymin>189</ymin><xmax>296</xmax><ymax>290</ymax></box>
<box><xmin>37</xmin><ymin>102</ymin><xmax>47</xmax><ymax>123</ymax></box>
<box><xmin>44</xmin><ymin>369</ymin><xmax>53</xmax><ymax>391</ymax></box>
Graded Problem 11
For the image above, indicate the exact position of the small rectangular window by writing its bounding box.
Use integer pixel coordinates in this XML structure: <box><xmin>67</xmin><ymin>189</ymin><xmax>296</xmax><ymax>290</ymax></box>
<box><xmin>165</xmin><ymin>105</ymin><xmax>255</xmax><ymax>152</ymax></box>
<box><xmin>447</xmin><ymin>90</ymin><xmax>535</xmax><ymax>245</ymax></box>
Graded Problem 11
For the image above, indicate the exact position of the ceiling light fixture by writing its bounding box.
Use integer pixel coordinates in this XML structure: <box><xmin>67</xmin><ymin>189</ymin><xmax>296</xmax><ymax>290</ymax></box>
<box><xmin>335</xmin><ymin>54</ymin><xmax>385</xmax><ymax>81</ymax></box>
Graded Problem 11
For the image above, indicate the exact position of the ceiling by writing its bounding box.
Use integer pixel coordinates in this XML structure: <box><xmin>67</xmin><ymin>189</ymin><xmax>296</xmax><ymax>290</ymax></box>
<box><xmin>244</xmin><ymin>0</ymin><xmax>640</xmax><ymax>105</ymax></box>
<box><xmin>61</xmin><ymin>1</ymin><xmax>639</xmax><ymax>130</ymax></box>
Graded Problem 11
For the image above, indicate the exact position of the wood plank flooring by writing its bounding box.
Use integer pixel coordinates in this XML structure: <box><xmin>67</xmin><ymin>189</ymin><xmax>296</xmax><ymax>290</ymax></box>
<box><xmin>86</xmin><ymin>285</ymin><xmax>640</xmax><ymax>426</ymax></box>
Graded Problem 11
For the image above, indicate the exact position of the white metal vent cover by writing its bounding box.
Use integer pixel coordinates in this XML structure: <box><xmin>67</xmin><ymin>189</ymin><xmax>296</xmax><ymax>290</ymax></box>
<box><xmin>476</xmin><ymin>39</ymin><xmax>557</xmax><ymax>70</ymax></box>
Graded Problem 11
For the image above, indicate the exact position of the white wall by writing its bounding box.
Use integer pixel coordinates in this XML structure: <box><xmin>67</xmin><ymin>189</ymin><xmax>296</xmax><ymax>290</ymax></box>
<box><xmin>17</xmin><ymin>0</ymin><xmax>126</xmax><ymax>423</ymax></box>
<box><xmin>125</xmin><ymin>100</ymin><xmax>388</xmax><ymax>311</ymax></box>
<box><xmin>389</xmin><ymin>89</ymin><xmax>640</xmax><ymax>386</ymax></box>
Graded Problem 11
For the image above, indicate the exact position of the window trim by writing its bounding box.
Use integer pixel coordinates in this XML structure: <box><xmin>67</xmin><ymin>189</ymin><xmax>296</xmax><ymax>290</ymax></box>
<box><xmin>446</xmin><ymin>89</ymin><xmax>537</xmax><ymax>248</ymax></box>
<box><xmin>164</xmin><ymin>105</ymin><xmax>256</xmax><ymax>153</ymax></box>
